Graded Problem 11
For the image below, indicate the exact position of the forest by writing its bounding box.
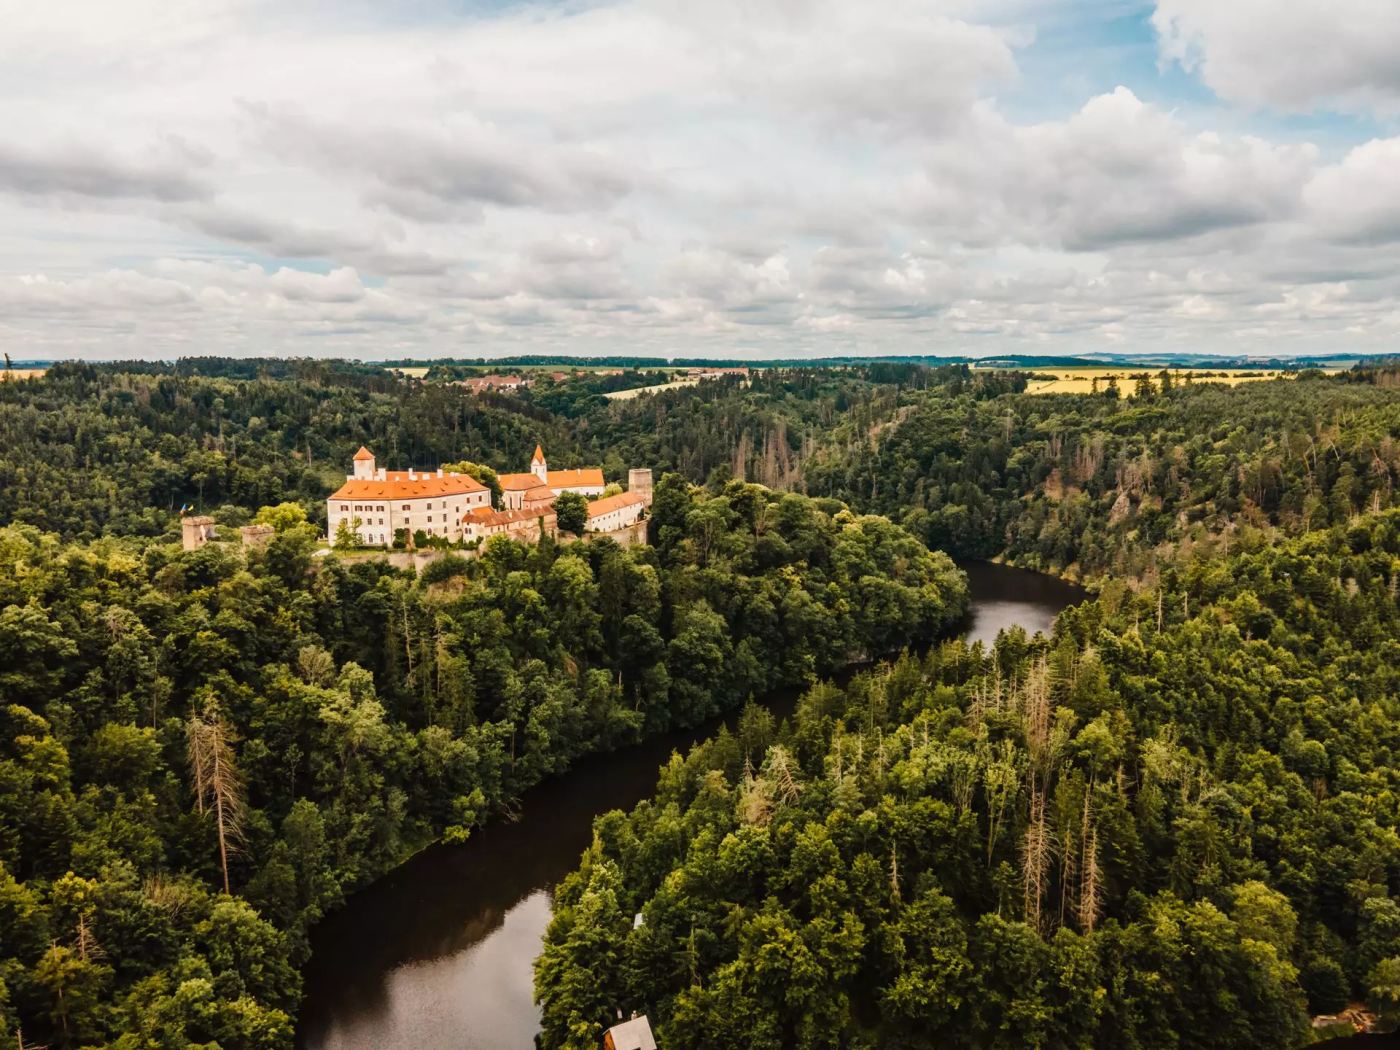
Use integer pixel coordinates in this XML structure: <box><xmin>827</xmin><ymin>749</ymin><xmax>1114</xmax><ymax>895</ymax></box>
<box><xmin>0</xmin><ymin>459</ymin><xmax>963</xmax><ymax>1046</ymax></box>
<box><xmin>537</xmin><ymin>511</ymin><xmax>1400</xmax><ymax>1049</ymax></box>
<box><xmin>6</xmin><ymin>361</ymin><xmax>1400</xmax><ymax>583</ymax></box>
<box><xmin>5</xmin><ymin>359</ymin><xmax>1400</xmax><ymax>1047</ymax></box>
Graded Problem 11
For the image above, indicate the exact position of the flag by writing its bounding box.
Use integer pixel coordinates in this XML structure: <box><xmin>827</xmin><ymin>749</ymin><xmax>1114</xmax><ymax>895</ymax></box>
<box><xmin>179</xmin><ymin>503</ymin><xmax>189</xmax><ymax>516</ymax></box>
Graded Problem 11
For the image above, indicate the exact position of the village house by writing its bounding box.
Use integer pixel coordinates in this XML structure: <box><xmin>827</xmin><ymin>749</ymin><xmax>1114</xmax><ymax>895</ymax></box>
<box><xmin>453</xmin><ymin>374</ymin><xmax>531</xmax><ymax>394</ymax></box>
<box><xmin>498</xmin><ymin>446</ymin><xmax>606</xmax><ymax>509</ymax></box>
<box><xmin>688</xmin><ymin>366</ymin><xmax>750</xmax><ymax>380</ymax></box>
<box><xmin>327</xmin><ymin>447</ymin><xmax>491</xmax><ymax>546</ymax></box>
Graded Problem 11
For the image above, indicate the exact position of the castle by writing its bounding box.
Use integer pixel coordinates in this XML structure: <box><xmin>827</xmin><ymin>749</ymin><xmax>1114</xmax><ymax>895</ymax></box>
<box><xmin>327</xmin><ymin>447</ymin><xmax>493</xmax><ymax>547</ymax></box>
<box><xmin>327</xmin><ymin>445</ymin><xmax>650</xmax><ymax>547</ymax></box>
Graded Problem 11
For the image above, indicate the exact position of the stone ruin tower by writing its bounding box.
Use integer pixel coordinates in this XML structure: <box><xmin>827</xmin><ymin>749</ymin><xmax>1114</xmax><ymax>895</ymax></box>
<box><xmin>628</xmin><ymin>468</ymin><xmax>654</xmax><ymax>506</ymax></box>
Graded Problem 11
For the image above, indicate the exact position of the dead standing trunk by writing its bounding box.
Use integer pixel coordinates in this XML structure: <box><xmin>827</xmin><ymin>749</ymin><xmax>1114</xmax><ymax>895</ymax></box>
<box><xmin>188</xmin><ymin>703</ymin><xmax>244</xmax><ymax>895</ymax></box>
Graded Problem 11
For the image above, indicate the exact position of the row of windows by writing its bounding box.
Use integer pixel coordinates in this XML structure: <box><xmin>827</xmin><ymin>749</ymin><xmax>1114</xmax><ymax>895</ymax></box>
<box><xmin>339</xmin><ymin>515</ymin><xmax>465</xmax><ymax>529</ymax></box>
<box><xmin>340</xmin><ymin>499</ymin><xmax>481</xmax><ymax>513</ymax></box>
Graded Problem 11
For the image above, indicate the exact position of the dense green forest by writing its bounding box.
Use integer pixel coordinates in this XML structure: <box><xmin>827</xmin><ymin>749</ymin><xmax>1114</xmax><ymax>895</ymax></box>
<box><xmin>537</xmin><ymin>511</ymin><xmax>1400</xmax><ymax>1049</ymax></box>
<box><xmin>804</xmin><ymin>369</ymin><xmax>1400</xmax><ymax>579</ymax></box>
<box><xmin>9</xmin><ymin>359</ymin><xmax>1400</xmax><ymax>1047</ymax></box>
<box><xmin>0</xmin><ymin>468</ymin><xmax>963</xmax><ymax>1046</ymax></box>
<box><xmin>0</xmin><ymin>361</ymin><xmax>897</xmax><ymax>538</ymax></box>
<box><xmin>8</xmin><ymin>361</ymin><xmax>1400</xmax><ymax>586</ymax></box>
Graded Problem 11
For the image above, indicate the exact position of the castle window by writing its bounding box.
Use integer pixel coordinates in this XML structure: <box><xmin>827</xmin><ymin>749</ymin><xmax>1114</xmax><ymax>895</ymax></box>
<box><xmin>402</xmin><ymin>505</ymin><xmax>410</xmax><ymax>511</ymax></box>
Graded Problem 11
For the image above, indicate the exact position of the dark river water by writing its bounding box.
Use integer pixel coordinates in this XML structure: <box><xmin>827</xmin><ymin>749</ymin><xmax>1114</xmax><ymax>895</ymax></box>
<box><xmin>298</xmin><ymin>563</ymin><xmax>1084</xmax><ymax>1050</ymax></box>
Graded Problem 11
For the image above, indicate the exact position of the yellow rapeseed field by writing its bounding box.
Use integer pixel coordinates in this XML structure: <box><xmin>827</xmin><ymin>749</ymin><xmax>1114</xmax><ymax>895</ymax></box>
<box><xmin>986</xmin><ymin>366</ymin><xmax>1328</xmax><ymax>395</ymax></box>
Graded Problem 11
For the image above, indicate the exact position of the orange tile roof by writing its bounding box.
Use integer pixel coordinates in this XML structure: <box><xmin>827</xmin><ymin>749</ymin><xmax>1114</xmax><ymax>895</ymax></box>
<box><xmin>500</xmin><ymin>467</ymin><xmax>605</xmax><ymax>490</ymax></box>
<box><xmin>587</xmin><ymin>491</ymin><xmax>645</xmax><ymax>516</ymax></box>
<box><xmin>466</xmin><ymin>506</ymin><xmax>556</xmax><ymax>528</ymax></box>
<box><xmin>330</xmin><ymin>471</ymin><xmax>486</xmax><ymax>501</ymax></box>
<box><xmin>532</xmin><ymin>444</ymin><xmax>545</xmax><ymax>463</ymax></box>
<box><xmin>353</xmin><ymin>445</ymin><xmax>375</xmax><ymax>460</ymax></box>
<box><xmin>547</xmin><ymin>468</ymin><xmax>605</xmax><ymax>488</ymax></box>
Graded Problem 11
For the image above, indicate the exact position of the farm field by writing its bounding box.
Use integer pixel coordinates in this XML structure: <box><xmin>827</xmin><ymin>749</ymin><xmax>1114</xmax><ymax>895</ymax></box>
<box><xmin>603</xmin><ymin>377</ymin><xmax>699</xmax><ymax>400</ymax></box>
<box><xmin>984</xmin><ymin>365</ymin><xmax>1336</xmax><ymax>395</ymax></box>
<box><xmin>0</xmin><ymin>368</ymin><xmax>46</xmax><ymax>382</ymax></box>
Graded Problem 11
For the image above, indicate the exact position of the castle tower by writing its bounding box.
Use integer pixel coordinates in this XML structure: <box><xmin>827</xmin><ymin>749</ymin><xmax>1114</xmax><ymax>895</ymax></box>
<box><xmin>531</xmin><ymin>444</ymin><xmax>548</xmax><ymax>482</ymax></box>
<box><xmin>353</xmin><ymin>446</ymin><xmax>376</xmax><ymax>480</ymax></box>
<box><xmin>628</xmin><ymin>468</ymin><xmax>654</xmax><ymax>506</ymax></box>
<box><xmin>182</xmin><ymin>516</ymin><xmax>217</xmax><ymax>551</ymax></box>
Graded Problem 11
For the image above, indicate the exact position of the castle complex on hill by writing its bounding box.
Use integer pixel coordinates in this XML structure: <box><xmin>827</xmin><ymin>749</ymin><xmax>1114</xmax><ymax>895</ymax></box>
<box><xmin>326</xmin><ymin>446</ymin><xmax>650</xmax><ymax>548</ymax></box>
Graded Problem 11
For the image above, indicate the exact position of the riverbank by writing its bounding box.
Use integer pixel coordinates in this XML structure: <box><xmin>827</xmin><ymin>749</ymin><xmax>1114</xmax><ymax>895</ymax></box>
<box><xmin>298</xmin><ymin>563</ymin><xmax>1084</xmax><ymax>1050</ymax></box>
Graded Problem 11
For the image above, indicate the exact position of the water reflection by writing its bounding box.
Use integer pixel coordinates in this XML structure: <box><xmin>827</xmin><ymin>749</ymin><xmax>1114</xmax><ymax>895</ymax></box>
<box><xmin>957</xmin><ymin>561</ymin><xmax>1083</xmax><ymax>647</ymax></box>
<box><xmin>299</xmin><ymin>562</ymin><xmax>1084</xmax><ymax>1050</ymax></box>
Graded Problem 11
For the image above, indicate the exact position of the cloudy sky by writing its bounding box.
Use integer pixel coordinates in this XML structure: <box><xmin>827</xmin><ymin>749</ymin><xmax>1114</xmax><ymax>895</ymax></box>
<box><xmin>4</xmin><ymin>0</ymin><xmax>1400</xmax><ymax>360</ymax></box>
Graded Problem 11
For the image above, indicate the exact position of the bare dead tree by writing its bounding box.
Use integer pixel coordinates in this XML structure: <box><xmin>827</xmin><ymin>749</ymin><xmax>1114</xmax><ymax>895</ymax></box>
<box><xmin>1078</xmin><ymin>791</ymin><xmax>1102</xmax><ymax>934</ymax></box>
<box><xmin>737</xmin><ymin>759</ymin><xmax>773</xmax><ymax>827</ymax></box>
<box><xmin>1020</xmin><ymin>660</ymin><xmax>1069</xmax><ymax>931</ymax></box>
<box><xmin>767</xmin><ymin>746</ymin><xmax>803</xmax><ymax>805</ymax></box>
<box><xmin>187</xmin><ymin>702</ymin><xmax>244</xmax><ymax>894</ymax></box>
<box><xmin>1058</xmin><ymin>815</ymin><xmax>1078</xmax><ymax>931</ymax></box>
<box><xmin>1022</xmin><ymin>782</ymin><xmax>1051</xmax><ymax>931</ymax></box>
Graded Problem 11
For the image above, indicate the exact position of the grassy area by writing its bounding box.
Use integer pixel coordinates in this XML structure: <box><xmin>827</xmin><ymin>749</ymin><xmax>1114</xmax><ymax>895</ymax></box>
<box><xmin>1</xmin><ymin>368</ymin><xmax>47</xmax><ymax>382</ymax></box>
<box><xmin>603</xmin><ymin>378</ymin><xmax>700</xmax><ymax>400</ymax></box>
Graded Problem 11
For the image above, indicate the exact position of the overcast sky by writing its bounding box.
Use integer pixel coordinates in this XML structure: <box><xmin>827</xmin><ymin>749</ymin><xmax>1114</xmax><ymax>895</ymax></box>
<box><xmin>4</xmin><ymin>0</ymin><xmax>1400</xmax><ymax>360</ymax></box>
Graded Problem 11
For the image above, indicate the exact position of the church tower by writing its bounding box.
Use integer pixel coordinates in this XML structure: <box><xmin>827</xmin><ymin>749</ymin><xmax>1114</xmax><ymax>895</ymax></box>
<box><xmin>530</xmin><ymin>445</ymin><xmax>548</xmax><ymax>482</ymax></box>
<box><xmin>353</xmin><ymin>446</ymin><xmax>376</xmax><ymax>480</ymax></box>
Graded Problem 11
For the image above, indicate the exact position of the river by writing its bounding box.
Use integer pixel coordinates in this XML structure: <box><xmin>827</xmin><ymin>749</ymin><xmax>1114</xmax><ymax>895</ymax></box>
<box><xmin>298</xmin><ymin>562</ymin><xmax>1084</xmax><ymax>1050</ymax></box>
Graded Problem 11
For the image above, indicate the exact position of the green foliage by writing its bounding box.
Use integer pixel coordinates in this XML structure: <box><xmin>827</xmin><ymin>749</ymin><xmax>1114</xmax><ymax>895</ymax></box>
<box><xmin>333</xmin><ymin>517</ymin><xmax>358</xmax><ymax>550</ymax></box>
<box><xmin>442</xmin><ymin>461</ymin><xmax>503</xmax><ymax>508</ymax></box>
<box><xmin>804</xmin><ymin>370</ymin><xmax>1400</xmax><ymax>575</ymax></box>
<box><xmin>554</xmin><ymin>491</ymin><xmax>589</xmax><ymax>534</ymax></box>
<box><xmin>12</xmin><ymin>359</ymin><xmax>1400</xmax><ymax>1046</ymax></box>
<box><xmin>0</xmin><ymin>471</ymin><xmax>961</xmax><ymax>1045</ymax></box>
<box><xmin>538</xmin><ymin>511</ymin><xmax>1400</xmax><ymax>1047</ymax></box>
<box><xmin>254</xmin><ymin>502</ymin><xmax>308</xmax><ymax>532</ymax></box>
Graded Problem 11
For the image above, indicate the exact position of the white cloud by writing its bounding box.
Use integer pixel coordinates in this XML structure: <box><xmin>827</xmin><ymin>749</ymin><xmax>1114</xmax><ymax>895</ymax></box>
<box><xmin>2</xmin><ymin>0</ymin><xmax>1400</xmax><ymax>357</ymax></box>
<box><xmin>1153</xmin><ymin>0</ymin><xmax>1400</xmax><ymax>114</ymax></box>
<box><xmin>674</xmin><ymin>0</ymin><xmax>1019</xmax><ymax>136</ymax></box>
<box><xmin>1303</xmin><ymin>137</ymin><xmax>1400</xmax><ymax>245</ymax></box>
<box><xmin>911</xmin><ymin>88</ymin><xmax>1316</xmax><ymax>250</ymax></box>
<box><xmin>252</xmin><ymin>107</ymin><xmax>638</xmax><ymax>219</ymax></box>
<box><xmin>0</xmin><ymin>142</ymin><xmax>211</xmax><ymax>203</ymax></box>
